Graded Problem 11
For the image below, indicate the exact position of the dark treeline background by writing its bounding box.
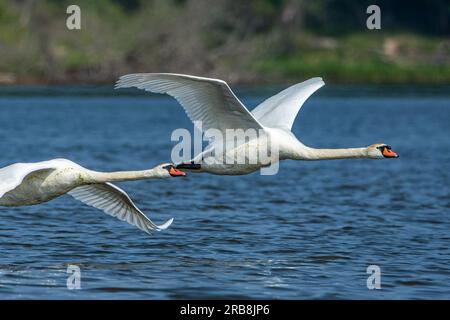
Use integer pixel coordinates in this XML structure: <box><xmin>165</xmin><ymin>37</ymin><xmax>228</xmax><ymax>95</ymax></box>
<box><xmin>0</xmin><ymin>0</ymin><xmax>449</xmax><ymax>85</ymax></box>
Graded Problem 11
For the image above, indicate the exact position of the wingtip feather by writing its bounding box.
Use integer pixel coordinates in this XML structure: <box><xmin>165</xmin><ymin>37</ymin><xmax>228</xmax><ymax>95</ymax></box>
<box><xmin>156</xmin><ymin>218</ymin><xmax>174</xmax><ymax>231</ymax></box>
<box><xmin>114</xmin><ymin>73</ymin><xmax>145</xmax><ymax>89</ymax></box>
<box><xmin>307</xmin><ymin>77</ymin><xmax>325</xmax><ymax>86</ymax></box>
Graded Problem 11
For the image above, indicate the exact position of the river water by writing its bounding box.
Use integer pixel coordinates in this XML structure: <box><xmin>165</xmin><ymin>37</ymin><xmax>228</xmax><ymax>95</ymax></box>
<box><xmin>0</xmin><ymin>85</ymin><xmax>448</xmax><ymax>299</ymax></box>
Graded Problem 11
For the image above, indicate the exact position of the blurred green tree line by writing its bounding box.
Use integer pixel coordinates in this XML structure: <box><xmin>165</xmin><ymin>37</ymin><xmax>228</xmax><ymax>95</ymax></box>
<box><xmin>0</xmin><ymin>0</ymin><xmax>449</xmax><ymax>84</ymax></box>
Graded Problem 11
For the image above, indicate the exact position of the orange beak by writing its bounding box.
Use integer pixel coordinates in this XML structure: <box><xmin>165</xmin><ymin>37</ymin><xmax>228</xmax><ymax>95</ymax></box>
<box><xmin>169</xmin><ymin>167</ymin><xmax>186</xmax><ymax>177</ymax></box>
<box><xmin>383</xmin><ymin>148</ymin><xmax>399</xmax><ymax>158</ymax></box>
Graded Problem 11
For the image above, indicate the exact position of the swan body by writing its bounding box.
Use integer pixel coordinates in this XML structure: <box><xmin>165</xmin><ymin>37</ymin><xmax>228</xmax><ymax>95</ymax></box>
<box><xmin>0</xmin><ymin>159</ymin><xmax>185</xmax><ymax>233</ymax></box>
<box><xmin>116</xmin><ymin>73</ymin><xmax>398</xmax><ymax>175</ymax></box>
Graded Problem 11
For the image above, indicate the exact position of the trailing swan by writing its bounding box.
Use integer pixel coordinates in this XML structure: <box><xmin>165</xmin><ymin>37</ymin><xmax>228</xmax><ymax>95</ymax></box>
<box><xmin>0</xmin><ymin>159</ymin><xmax>185</xmax><ymax>233</ymax></box>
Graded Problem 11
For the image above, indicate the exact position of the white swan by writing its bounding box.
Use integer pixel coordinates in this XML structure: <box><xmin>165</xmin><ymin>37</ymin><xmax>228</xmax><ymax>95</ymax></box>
<box><xmin>116</xmin><ymin>73</ymin><xmax>398</xmax><ymax>175</ymax></box>
<box><xmin>0</xmin><ymin>159</ymin><xmax>185</xmax><ymax>233</ymax></box>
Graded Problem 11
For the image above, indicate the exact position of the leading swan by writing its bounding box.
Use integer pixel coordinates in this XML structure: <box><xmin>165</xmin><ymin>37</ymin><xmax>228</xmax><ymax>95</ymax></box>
<box><xmin>116</xmin><ymin>73</ymin><xmax>398</xmax><ymax>175</ymax></box>
<box><xmin>0</xmin><ymin>159</ymin><xmax>185</xmax><ymax>233</ymax></box>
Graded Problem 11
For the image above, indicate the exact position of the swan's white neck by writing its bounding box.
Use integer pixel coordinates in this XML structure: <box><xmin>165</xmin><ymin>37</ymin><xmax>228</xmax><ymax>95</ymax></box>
<box><xmin>293</xmin><ymin>146</ymin><xmax>368</xmax><ymax>160</ymax></box>
<box><xmin>86</xmin><ymin>169</ymin><xmax>161</xmax><ymax>183</ymax></box>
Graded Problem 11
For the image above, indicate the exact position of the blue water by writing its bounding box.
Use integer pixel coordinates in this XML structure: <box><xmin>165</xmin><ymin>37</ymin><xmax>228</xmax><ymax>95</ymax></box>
<box><xmin>0</xmin><ymin>87</ymin><xmax>449</xmax><ymax>299</ymax></box>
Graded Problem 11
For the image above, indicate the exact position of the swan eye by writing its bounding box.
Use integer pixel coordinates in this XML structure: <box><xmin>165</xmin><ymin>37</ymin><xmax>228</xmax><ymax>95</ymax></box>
<box><xmin>162</xmin><ymin>164</ymin><xmax>173</xmax><ymax>171</ymax></box>
<box><xmin>377</xmin><ymin>145</ymin><xmax>391</xmax><ymax>152</ymax></box>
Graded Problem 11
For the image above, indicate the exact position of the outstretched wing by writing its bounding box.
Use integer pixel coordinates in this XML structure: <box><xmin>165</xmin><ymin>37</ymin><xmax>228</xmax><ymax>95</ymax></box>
<box><xmin>68</xmin><ymin>183</ymin><xmax>173</xmax><ymax>234</ymax></box>
<box><xmin>251</xmin><ymin>77</ymin><xmax>324</xmax><ymax>131</ymax></box>
<box><xmin>115</xmin><ymin>73</ymin><xmax>263</xmax><ymax>132</ymax></box>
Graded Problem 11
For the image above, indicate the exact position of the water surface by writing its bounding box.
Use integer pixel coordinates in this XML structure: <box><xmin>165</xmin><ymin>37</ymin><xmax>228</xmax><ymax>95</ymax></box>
<box><xmin>0</xmin><ymin>86</ymin><xmax>449</xmax><ymax>299</ymax></box>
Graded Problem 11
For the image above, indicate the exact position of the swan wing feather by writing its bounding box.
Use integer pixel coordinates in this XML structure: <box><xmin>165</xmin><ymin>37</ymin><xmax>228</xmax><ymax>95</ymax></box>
<box><xmin>115</xmin><ymin>73</ymin><xmax>263</xmax><ymax>132</ymax></box>
<box><xmin>251</xmin><ymin>77</ymin><xmax>324</xmax><ymax>131</ymax></box>
<box><xmin>68</xmin><ymin>182</ymin><xmax>173</xmax><ymax>234</ymax></box>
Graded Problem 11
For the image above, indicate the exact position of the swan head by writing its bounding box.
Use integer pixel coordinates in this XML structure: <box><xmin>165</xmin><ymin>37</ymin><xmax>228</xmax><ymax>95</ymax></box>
<box><xmin>367</xmin><ymin>143</ymin><xmax>399</xmax><ymax>159</ymax></box>
<box><xmin>156</xmin><ymin>163</ymin><xmax>186</xmax><ymax>178</ymax></box>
